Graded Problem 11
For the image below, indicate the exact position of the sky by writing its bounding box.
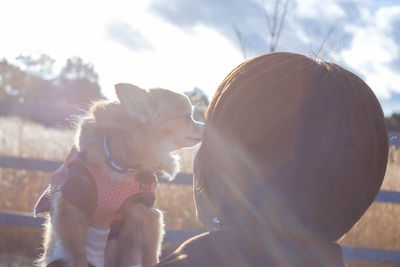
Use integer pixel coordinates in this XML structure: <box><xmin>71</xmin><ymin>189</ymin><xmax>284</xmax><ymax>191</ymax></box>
<box><xmin>0</xmin><ymin>0</ymin><xmax>399</xmax><ymax>115</ymax></box>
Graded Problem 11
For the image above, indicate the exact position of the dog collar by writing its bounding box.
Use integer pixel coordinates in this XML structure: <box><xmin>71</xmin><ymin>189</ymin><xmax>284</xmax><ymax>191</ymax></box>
<box><xmin>103</xmin><ymin>135</ymin><xmax>139</xmax><ymax>174</ymax></box>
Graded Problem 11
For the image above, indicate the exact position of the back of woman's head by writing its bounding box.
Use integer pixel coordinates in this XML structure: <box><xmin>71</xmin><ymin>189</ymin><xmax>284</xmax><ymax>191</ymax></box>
<box><xmin>196</xmin><ymin>52</ymin><xmax>388</xmax><ymax>242</ymax></box>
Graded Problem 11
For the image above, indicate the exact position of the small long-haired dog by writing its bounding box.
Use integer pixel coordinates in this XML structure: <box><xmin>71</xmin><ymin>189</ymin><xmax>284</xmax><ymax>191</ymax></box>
<box><xmin>34</xmin><ymin>83</ymin><xmax>203</xmax><ymax>267</ymax></box>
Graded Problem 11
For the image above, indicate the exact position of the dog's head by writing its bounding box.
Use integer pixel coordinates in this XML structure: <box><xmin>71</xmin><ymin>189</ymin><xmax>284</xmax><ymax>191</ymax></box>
<box><xmin>77</xmin><ymin>83</ymin><xmax>203</xmax><ymax>181</ymax></box>
<box><xmin>115</xmin><ymin>83</ymin><xmax>203</xmax><ymax>150</ymax></box>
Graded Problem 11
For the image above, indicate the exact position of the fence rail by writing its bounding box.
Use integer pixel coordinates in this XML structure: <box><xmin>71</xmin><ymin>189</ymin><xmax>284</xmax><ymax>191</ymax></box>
<box><xmin>1</xmin><ymin>139</ymin><xmax>400</xmax><ymax>264</ymax></box>
<box><xmin>1</xmin><ymin>210</ymin><xmax>400</xmax><ymax>264</ymax></box>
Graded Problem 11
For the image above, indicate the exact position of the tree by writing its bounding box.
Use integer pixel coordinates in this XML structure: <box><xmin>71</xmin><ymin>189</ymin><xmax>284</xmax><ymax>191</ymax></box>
<box><xmin>0</xmin><ymin>58</ymin><xmax>32</xmax><ymax>100</ymax></box>
<box><xmin>261</xmin><ymin>0</ymin><xmax>290</xmax><ymax>52</ymax></box>
<box><xmin>0</xmin><ymin>55</ymin><xmax>103</xmax><ymax>106</ymax></box>
<box><xmin>234</xmin><ymin>24</ymin><xmax>251</xmax><ymax>60</ymax></box>
<box><xmin>0</xmin><ymin>54</ymin><xmax>103</xmax><ymax>126</ymax></box>
<box><xmin>16</xmin><ymin>53</ymin><xmax>55</xmax><ymax>78</ymax></box>
<box><xmin>184</xmin><ymin>87</ymin><xmax>209</xmax><ymax>122</ymax></box>
<box><xmin>13</xmin><ymin>54</ymin><xmax>56</xmax><ymax>102</ymax></box>
<box><xmin>59</xmin><ymin>57</ymin><xmax>98</xmax><ymax>83</ymax></box>
<box><xmin>55</xmin><ymin>57</ymin><xmax>103</xmax><ymax>105</ymax></box>
<box><xmin>233</xmin><ymin>0</ymin><xmax>291</xmax><ymax>59</ymax></box>
<box><xmin>387</xmin><ymin>113</ymin><xmax>400</xmax><ymax>132</ymax></box>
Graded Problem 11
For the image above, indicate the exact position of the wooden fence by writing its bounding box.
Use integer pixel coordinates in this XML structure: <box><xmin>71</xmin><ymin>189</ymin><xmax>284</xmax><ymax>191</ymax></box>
<box><xmin>1</xmin><ymin>150</ymin><xmax>400</xmax><ymax>265</ymax></box>
<box><xmin>0</xmin><ymin>100</ymin><xmax>400</xmax><ymax>264</ymax></box>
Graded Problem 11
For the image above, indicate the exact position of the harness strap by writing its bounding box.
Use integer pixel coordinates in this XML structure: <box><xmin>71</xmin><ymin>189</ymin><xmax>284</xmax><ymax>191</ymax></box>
<box><xmin>34</xmin><ymin>147</ymin><xmax>157</xmax><ymax>219</ymax></box>
<box><xmin>60</xmin><ymin>160</ymin><xmax>98</xmax><ymax>215</ymax></box>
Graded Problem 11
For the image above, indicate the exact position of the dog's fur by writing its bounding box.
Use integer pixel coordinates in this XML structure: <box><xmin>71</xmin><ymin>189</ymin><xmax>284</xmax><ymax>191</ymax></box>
<box><xmin>36</xmin><ymin>83</ymin><xmax>203</xmax><ymax>267</ymax></box>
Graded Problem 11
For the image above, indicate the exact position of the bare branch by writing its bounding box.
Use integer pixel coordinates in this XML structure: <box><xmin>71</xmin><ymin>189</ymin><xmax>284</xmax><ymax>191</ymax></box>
<box><xmin>272</xmin><ymin>0</ymin><xmax>290</xmax><ymax>52</ymax></box>
<box><xmin>261</xmin><ymin>0</ymin><xmax>291</xmax><ymax>52</ymax></box>
<box><xmin>233</xmin><ymin>24</ymin><xmax>250</xmax><ymax>60</ymax></box>
<box><xmin>261</xmin><ymin>0</ymin><xmax>272</xmax><ymax>34</ymax></box>
<box><xmin>317</xmin><ymin>26</ymin><xmax>335</xmax><ymax>60</ymax></box>
<box><xmin>272</xmin><ymin>0</ymin><xmax>279</xmax><ymax>35</ymax></box>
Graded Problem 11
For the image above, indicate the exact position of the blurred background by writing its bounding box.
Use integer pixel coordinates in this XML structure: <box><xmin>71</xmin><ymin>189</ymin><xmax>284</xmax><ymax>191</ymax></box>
<box><xmin>0</xmin><ymin>0</ymin><xmax>400</xmax><ymax>266</ymax></box>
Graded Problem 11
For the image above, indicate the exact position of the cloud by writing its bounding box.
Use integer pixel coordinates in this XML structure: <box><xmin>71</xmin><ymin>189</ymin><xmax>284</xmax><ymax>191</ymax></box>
<box><xmin>338</xmin><ymin>6</ymin><xmax>400</xmax><ymax>101</ymax></box>
<box><xmin>149</xmin><ymin>0</ymin><xmax>259</xmax><ymax>29</ymax></box>
<box><xmin>148</xmin><ymin>0</ymin><xmax>400</xmax><ymax>114</ymax></box>
<box><xmin>389</xmin><ymin>15</ymin><xmax>400</xmax><ymax>72</ymax></box>
<box><xmin>147</xmin><ymin>0</ymin><xmax>367</xmax><ymax>56</ymax></box>
<box><xmin>148</xmin><ymin>0</ymin><xmax>269</xmax><ymax>54</ymax></box>
<box><xmin>105</xmin><ymin>20</ymin><xmax>153</xmax><ymax>52</ymax></box>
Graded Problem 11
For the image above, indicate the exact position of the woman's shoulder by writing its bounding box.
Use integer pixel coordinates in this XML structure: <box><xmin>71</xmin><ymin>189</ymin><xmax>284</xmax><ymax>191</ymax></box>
<box><xmin>156</xmin><ymin>231</ymin><xmax>267</xmax><ymax>267</ymax></box>
<box><xmin>156</xmin><ymin>230</ymin><xmax>346</xmax><ymax>267</ymax></box>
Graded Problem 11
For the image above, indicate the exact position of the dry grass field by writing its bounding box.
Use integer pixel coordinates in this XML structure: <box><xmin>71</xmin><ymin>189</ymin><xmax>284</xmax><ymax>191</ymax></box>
<box><xmin>0</xmin><ymin>116</ymin><xmax>399</xmax><ymax>266</ymax></box>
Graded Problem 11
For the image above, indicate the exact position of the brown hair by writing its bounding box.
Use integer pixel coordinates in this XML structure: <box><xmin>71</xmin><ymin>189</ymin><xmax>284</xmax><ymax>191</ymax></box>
<box><xmin>197</xmin><ymin>52</ymin><xmax>388</xmax><ymax>241</ymax></box>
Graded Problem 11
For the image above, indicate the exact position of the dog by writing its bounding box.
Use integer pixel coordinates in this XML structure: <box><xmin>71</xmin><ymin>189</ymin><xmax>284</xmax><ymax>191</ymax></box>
<box><xmin>34</xmin><ymin>83</ymin><xmax>204</xmax><ymax>267</ymax></box>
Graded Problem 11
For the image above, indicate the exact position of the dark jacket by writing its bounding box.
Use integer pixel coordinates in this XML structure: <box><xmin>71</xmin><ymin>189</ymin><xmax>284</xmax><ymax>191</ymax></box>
<box><xmin>157</xmin><ymin>231</ymin><xmax>345</xmax><ymax>267</ymax></box>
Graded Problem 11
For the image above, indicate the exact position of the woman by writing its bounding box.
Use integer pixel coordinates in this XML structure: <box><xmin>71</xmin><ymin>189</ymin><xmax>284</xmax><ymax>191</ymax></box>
<box><xmin>154</xmin><ymin>52</ymin><xmax>388</xmax><ymax>266</ymax></box>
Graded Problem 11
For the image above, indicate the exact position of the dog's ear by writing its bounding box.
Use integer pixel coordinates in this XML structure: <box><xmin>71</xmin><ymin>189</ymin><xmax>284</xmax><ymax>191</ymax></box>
<box><xmin>115</xmin><ymin>83</ymin><xmax>154</xmax><ymax>123</ymax></box>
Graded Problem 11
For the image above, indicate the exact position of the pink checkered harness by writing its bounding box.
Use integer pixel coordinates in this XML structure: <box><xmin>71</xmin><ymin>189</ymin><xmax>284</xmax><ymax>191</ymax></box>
<box><xmin>34</xmin><ymin>147</ymin><xmax>156</xmax><ymax>227</ymax></box>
